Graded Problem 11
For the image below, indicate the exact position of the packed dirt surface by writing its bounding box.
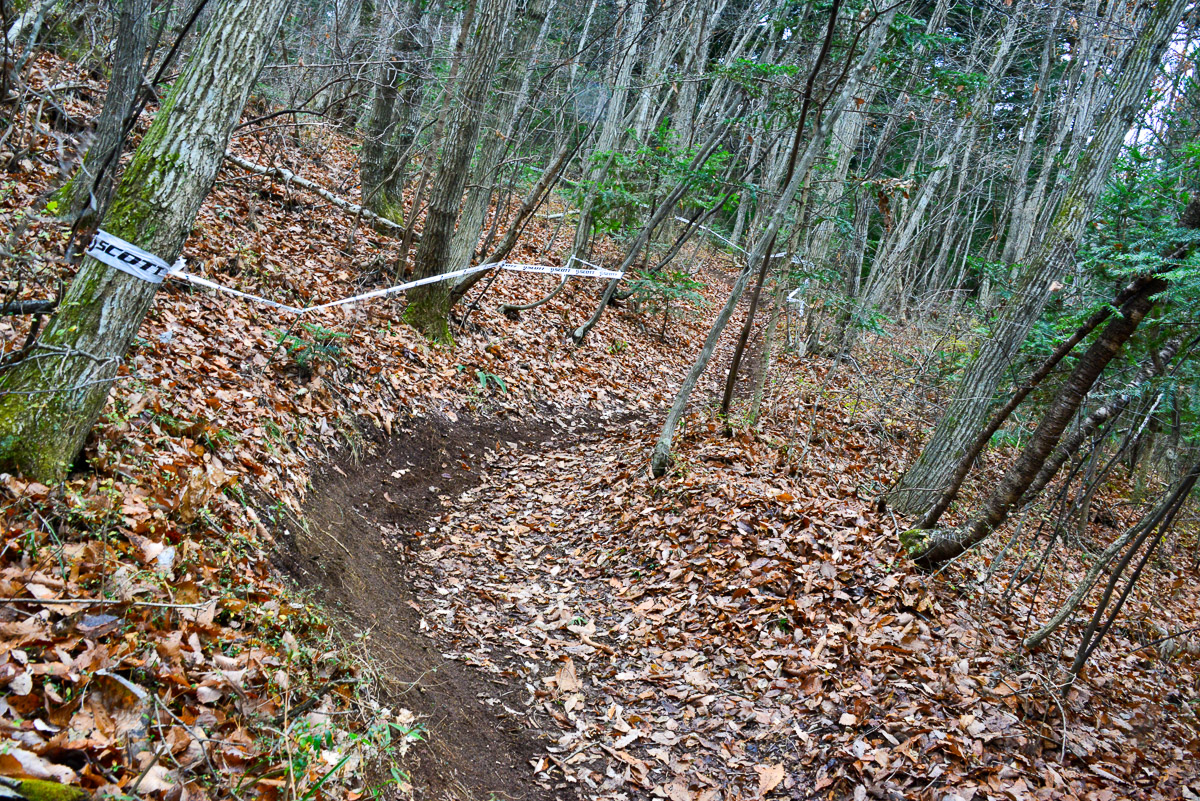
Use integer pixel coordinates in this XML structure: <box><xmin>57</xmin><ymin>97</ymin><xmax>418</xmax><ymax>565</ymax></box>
<box><xmin>8</xmin><ymin>46</ymin><xmax>1200</xmax><ymax>801</ymax></box>
<box><xmin>276</xmin><ymin>410</ymin><xmax>600</xmax><ymax>801</ymax></box>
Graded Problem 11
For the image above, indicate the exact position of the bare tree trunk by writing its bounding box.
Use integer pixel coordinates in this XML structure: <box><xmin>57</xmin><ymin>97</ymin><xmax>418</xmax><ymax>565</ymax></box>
<box><xmin>748</xmin><ymin>284</ymin><xmax>783</xmax><ymax>424</ymax></box>
<box><xmin>730</xmin><ymin>68</ymin><xmax>772</xmax><ymax>248</ymax></box>
<box><xmin>803</xmin><ymin>78</ymin><xmax>879</xmax><ymax>271</ymax></box>
<box><xmin>632</xmin><ymin>0</ymin><xmax>684</xmax><ymax>143</ymax></box>
<box><xmin>672</xmin><ymin>0</ymin><xmax>728</xmax><ymax>148</ymax></box>
<box><xmin>905</xmin><ymin>274</ymin><xmax>1168</xmax><ymax>565</ymax></box>
<box><xmin>862</xmin><ymin>10</ymin><xmax>1018</xmax><ymax>312</ymax></box>
<box><xmin>448</xmin><ymin>128</ymin><xmax>584</xmax><ymax>303</ymax></box>
<box><xmin>57</xmin><ymin>0</ymin><xmax>152</xmax><ymax>219</ymax></box>
<box><xmin>571</xmin><ymin>107</ymin><xmax>735</xmax><ymax>344</ymax></box>
<box><xmin>649</xmin><ymin>6</ymin><xmax>894</xmax><ymax>477</ymax></box>
<box><xmin>720</xmin><ymin>0</ymin><xmax>866</xmax><ymax>418</ymax></box>
<box><xmin>397</xmin><ymin>0</ymin><xmax>474</xmax><ymax>273</ymax></box>
<box><xmin>568</xmin><ymin>0</ymin><xmax>648</xmax><ymax>265</ymax></box>
<box><xmin>404</xmin><ymin>0</ymin><xmax>515</xmax><ymax>341</ymax></box>
<box><xmin>447</xmin><ymin>0</ymin><xmax>554</xmax><ymax>269</ymax></box>
<box><xmin>360</xmin><ymin>1</ymin><xmax>423</xmax><ymax>221</ymax></box>
<box><xmin>997</xmin><ymin>0</ymin><xmax>1062</xmax><ymax>267</ymax></box>
<box><xmin>914</xmin><ymin>283</ymin><xmax>1153</xmax><ymax>532</ymax></box>
<box><xmin>1022</xmin><ymin>335</ymin><xmax>1189</xmax><ymax>504</ymax></box>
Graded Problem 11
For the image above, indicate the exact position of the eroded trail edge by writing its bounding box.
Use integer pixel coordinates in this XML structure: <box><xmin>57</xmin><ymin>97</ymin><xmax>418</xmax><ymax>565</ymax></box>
<box><xmin>274</xmin><ymin>409</ymin><xmax>602</xmax><ymax>801</ymax></box>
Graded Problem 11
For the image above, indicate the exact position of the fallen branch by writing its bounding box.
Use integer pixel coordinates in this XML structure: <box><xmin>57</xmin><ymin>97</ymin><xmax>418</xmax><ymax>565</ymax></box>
<box><xmin>582</xmin><ymin>634</ymin><xmax>617</xmax><ymax>655</ymax></box>
<box><xmin>270</xmin><ymin>677</ymin><xmax>357</xmax><ymax>726</ymax></box>
<box><xmin>224</xmin><ymin>152</ymin><xmax>405</xmax><ymax>234</ymax></box>
<box><xmin>0</xmin><ymin>299</ymin><xmax>55</xmax><ymax>315</ymax></box>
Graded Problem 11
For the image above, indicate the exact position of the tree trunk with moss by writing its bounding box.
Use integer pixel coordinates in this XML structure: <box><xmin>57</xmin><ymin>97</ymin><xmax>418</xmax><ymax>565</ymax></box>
<box><xmin>56</xmin><ymin>0</ymin><xmax>152</xmax><ymax>219</ymax></box>
<box><xmin>4</xmin><ymin>777</ymin><xmax>87</xmax><ymax>801</ymax></box>
<box><xmin>0</xmin><ymin>0</ymin><xmax>292</xmax><ymax>481</ymax></box>
<box><xmin>404</xmin><ymin>0</ymin><xmax>514</xmax><ymax>341</ymax></box>
<box><xmin>360</xmin><ymin>1</ymin><xmax>423</xmax><ymax>222</ymax></box>
<box><xmin>887</xmin><ymin>0</ymin><xmax>1188</xmax><ymax>515</ymax></box>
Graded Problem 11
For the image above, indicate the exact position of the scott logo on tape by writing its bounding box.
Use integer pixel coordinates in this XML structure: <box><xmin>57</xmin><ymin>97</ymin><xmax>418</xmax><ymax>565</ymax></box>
<box><xmin>499</xmin><ymin>261</ymin><xmax>624</xmax><ymax>280</ymax></box>
<box><xmin>81</xmin><ymin>231</ymin><xmax>626</xmax><ymax>316</ymax></box>
<box><xmin>86</xmin><ymin>230</ymin><xmax>176</xmax><ymax>284</ymax></box>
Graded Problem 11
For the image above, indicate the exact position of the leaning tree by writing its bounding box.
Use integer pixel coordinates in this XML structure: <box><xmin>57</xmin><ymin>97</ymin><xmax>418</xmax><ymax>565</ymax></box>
<box><xmin>887</xmin><ymin>0</ymin><xmax>1190</xmax><ymax>516</ymax></box>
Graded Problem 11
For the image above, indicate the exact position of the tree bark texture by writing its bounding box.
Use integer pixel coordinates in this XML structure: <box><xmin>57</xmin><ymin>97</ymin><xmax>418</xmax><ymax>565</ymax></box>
<box><xmin>572</xmin><ymin>113</ymin><xmax>734</xmax><ymax>344</ymax></box>
<box><xmin>447</xmin><ymin>0</ymin><xmax>554</xmax><ymax>269</ymax></box>
<box><xmin>915</xmin><ymin>294</ymin><xmax>1138</xmax><ymax>531</ymax></box>
<box><xmin>360</xmin><ymin>2</ymin><xmax>424</xmax><ymax>221</ymax></box>
<box><xmin>568</xmin><ymin>0</ymin><xmax>647</xmax><ymax>266</ymax></box>
<box><xmin>649</xmin><ymin>8</ymin><xmax>894</xmax><ymax>477</ymax></box>
<box><xmin>404</xmin><ymin>0</ymin><xmax>515</xmax><ymax>341</ymax></box>
<box><xmin>1020</xmin><ymin>336</ymin><xmax>1189</xmax><ymax>505</ymax></box>
<box><xmin>904</xmin><ymin>275</ymin><xmax>1168</xmax><ymax>566</ymax></box>
<box><xmin>58</xmin><ymin>0</ymin><xmax>152</xmax><ymax>218</ymax></box>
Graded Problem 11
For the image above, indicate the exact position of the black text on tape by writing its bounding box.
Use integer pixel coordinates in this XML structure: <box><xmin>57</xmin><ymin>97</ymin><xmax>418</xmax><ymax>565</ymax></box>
<box><xmin>86</xmin><ymin>230</ymin><xmax>176</xmax><ymax>284</ymax></box>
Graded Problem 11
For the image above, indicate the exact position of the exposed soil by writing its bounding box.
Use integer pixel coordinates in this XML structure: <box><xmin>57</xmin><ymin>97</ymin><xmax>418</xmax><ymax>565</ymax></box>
<box><xmin>273</xmin><ymin>410</ymin><xmax>594</xmax><ymax>801</ymax></box>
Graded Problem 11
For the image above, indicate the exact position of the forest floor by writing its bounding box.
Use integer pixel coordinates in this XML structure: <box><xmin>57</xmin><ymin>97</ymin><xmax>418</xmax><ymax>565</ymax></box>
<box><xmin>2</xmin><ymin>52</ymin><xmax>1200</xmax><ymax>801</ymax></box>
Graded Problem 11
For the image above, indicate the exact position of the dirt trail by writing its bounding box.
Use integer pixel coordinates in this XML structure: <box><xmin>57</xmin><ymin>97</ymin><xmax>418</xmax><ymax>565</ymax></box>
<box><xmin>274</xmin><ymin>410</ymin><xmax>597</xmax><ymax>801</ymax></box>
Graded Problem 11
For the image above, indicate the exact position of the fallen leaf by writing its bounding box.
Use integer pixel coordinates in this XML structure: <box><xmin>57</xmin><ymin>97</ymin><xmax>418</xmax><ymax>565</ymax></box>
<box><xmin>756</xmin><ymin>763</ymin><xmax>785</xmax><ymax>797</ymax></box>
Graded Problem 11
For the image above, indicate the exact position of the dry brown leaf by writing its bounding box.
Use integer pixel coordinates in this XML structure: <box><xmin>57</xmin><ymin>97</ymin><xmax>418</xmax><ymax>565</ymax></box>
<box><xmin>555</xmin><ymin>657</ymin><xmax>582</xmax><ymax>693</ymax></box>
<box><xmin>0</xmin><ymin>747</ymin><xmax>78</xmax><ymax>784</ymax></box>
<box><xmin>755</xmin><ymin>763</ymin><xmax>785</xmax><ymax>797</ymax></box>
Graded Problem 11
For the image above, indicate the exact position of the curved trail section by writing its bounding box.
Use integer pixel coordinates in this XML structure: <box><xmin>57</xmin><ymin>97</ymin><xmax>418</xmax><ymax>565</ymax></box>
<box><xmin>277</xmin><ymin>411</ymin><xmax>599</xmax><ymax>801</ymax></box>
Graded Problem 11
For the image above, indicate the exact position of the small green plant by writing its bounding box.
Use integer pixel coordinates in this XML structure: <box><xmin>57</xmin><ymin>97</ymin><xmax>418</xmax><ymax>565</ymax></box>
<box><xmin>198</xmin><ymin>426</ymin><xmax>238</xmax><ymax>452</ymax></box>
<box><xmin>608</xmin><ymin>338</ymin><xmax>629</xmax><ymax>354</ymax></box>
<box><xmin>989</xmin><ymin>426</ymin><xmax>1026</xmax><ymax>450</ymax></box>
<box><xmin>271</xmin><ymin>322</ymin><xmax>349</xmax><ymax>375</ymax></box>
<box><xmin>271</xmin><ymin>712</ymin><xmax>424</xmax><ymax>801</ymax></box>
<box><xmin>630</xmin><ymin>269</ymin><xmax>707</xmax><ymax>341</ymax></box>
<box><xmin>475</xmin><ymin>370</ymin><xmax>508</xmax><ymax>394</ymax></box>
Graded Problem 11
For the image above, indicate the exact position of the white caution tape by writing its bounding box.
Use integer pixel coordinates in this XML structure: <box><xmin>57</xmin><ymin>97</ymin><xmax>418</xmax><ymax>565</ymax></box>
<box><xmin>496</xmin><ymin>260</ymin><xmax>623</xmax><ymax>280</ymax></box>
<box><xmin>86</xmin><ymin>230</ymin><xmax>622</xmax><ymax>315</ymax></box>
<box><xmin>787</xmin><ymin>279</ymin><xmax>810</xmax><ymax>309</ymax></box>
<box><xmin>566</xmin><ymin>254</ymin><xmax>606</xmax><ymax>270</ymax></box>
<box><xmin>667</xmin><ymin>218</ymin><xmax>813</xmax><ymax>267</ymax></box>
<box><xmin>771</xmin><ymin>252</ymin><xmax>812</xmax><ymax>267</ymax></box>
<box><xmin>305</xmin><ymin>263</ymin><xmax>494</xmax><ymax>312</ymax></box>
<box><xmin>86</xmin><ymin>230</ymin><xmax>177</xmax><ymax>284</ymax></box>
<box><xmin>674</xmin><ymin>216</ymin><xmax>746</xmax><ymax>253</ymax></box>
<box><xmin>170</xmin><ymin>270</ymin><xmax>306</xmax><ymax>314</ymax></box>
<box><xmin>173</xmin><ymin>263</ymin><xmax>493</xmax><ymax>316</ymax></box>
